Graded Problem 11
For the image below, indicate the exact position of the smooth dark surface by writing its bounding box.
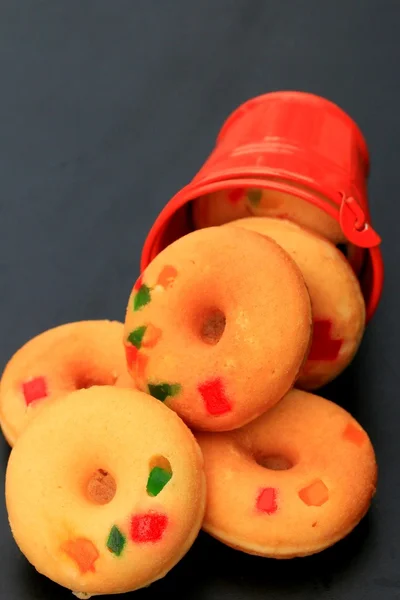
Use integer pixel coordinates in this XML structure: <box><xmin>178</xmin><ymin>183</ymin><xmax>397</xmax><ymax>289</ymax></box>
<box><xmin>0</xmin><ymin>1</ymin><xmax>398</xmax><ymax>599</ymax></box>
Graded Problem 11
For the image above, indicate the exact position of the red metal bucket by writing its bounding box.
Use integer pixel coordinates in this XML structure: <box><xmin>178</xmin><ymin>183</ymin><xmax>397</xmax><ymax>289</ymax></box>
<box><xmin>141</xmin><ymin>91</ymin><xmax>383</xmax><ymax>322</ymax></box>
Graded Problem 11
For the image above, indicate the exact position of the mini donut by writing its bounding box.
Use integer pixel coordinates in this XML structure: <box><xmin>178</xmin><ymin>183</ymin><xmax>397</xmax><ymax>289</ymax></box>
<box><xmin>196</xmin><ymin>388</ymin><xmax>377</xmax><ymax>558</ymax></box>
<box><xmin>192</xmin><ymin>186</ymin><xmax>345</xmax><ymax>245</ymax></box>
<box><xmin>227</xmin><ymin>217</ymin><xmax>366</xmax><ymax>389</ymax></box>
<box><xmin>124</xmin><ymin>226</ymin><xmax>312</xmax><ymax>431</ymax></box>
<box><xmin>6</xmin><ymin>386</ymin><xmax>205</xmax><ymax>596</ymax></box>
<box><xmin>0</xmin><ymin>320</ymin><xmax>126</xmax><ymax>446</ymax></box>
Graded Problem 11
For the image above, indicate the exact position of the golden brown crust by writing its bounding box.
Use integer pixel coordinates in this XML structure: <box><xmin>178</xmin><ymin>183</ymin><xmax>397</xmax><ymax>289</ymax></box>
<box><xmin>227</xmin><ymin>217</ymin><xmax>366</xmax><ymax>390</ymax></box>
<box><xmin>0</xmin><ymin>320</ymin><xmax>126</xmax><ymax>446</ymax></box>
<box><xmin>114</xmin><ymin>371</ymin><xmax>136</xmax><ymax>389</ymax></box>
<box><xmin>6</xmin><ymin>386</ymin><xmax>206</xmax><ymax>594</ymax></box>
<box><xmin>196</xmin><ymin>389</ymin><xmax>377</xmax><ymax>558</ymax></box>
<box><xmin>124</xmin><ymin>227</ymin><xmax>312</xmax><ymax>431</ymax></box>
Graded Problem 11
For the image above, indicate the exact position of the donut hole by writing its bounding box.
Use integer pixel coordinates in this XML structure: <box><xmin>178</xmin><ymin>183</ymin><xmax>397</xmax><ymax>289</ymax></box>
<box><xmin>85</xmin><ymin>469</ymin><xmax>116</xmax><ymax>505</ymax></box>
<box><xmin>76</xmin><ymin>373</ymin><xmax>115</xmax><ymax>389</ymax></box>
<box><xmin>256</xmin><ymin>454</ymin><xmax>293</xmax><ymax>471</ymax></box>
<box><xmin>77</xmin><ymin>377</ymin><xmax>100</xmax><ymax>389</ymax></box>
<box><xmin>200</xmin><ymin>308</ymin><xmax>226</xmax><ymax>345</ymax></box>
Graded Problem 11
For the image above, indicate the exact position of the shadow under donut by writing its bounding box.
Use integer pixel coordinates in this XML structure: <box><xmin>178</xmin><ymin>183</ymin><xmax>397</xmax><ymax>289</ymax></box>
<box><xmin>135</xmin><ymin>513</ymin><xmax>373</xmax><ymax>599</ymax></box>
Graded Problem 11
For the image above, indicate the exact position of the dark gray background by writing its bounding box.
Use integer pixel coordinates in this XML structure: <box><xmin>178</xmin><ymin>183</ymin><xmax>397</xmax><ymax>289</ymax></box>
<box><xmin>0</xmin><ymin>1</ymin><xmax>398</xmax><ymax>599</ymax></box>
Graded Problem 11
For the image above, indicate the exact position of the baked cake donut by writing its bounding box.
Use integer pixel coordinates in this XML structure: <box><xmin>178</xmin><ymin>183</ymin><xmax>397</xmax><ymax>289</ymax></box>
<box><xmin>227</xmin><ymin>217</ymin><xmax>366</xmax><ymax>389</ymax></box>
<box><xmin>0</xmin><ymin>320</ymin><xmax>126</xmax><ymax>446</ymax></box>
<box><xmin>192</xmin><ymin>186</ymin><xmax>345</xmax><ymax>245</ymax></box>
<box><xmin>6</xmin><ymin>386</ymin><xmax>205</xmax><ymax>596</ymax></box>
<box><xmin>124</xmin><ymin>227</ymin><xmax>312</xmax><ymax>431</ymax></box>
<box><xmin>196</xmin><ymin>388</ymin><xmax>377</xmax><ymax>558</ymax></box>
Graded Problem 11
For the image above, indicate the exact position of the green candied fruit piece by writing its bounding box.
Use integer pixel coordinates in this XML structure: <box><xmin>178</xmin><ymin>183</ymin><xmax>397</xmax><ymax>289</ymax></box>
<box><xmin>148</xmin><ymin>383</ymin><xmax>181</xmax><ymax>402</ymax></box>
<box><xmin>147</xmin><ymin>466</ymin><xmax>172</xmax><ymax>497</ymax></box>
<box><xmin>107</xmin><ymin>525</ymin><xmax>126</xmax><ymax>557</ymax></box>
<box><xmin>127</xmin><ymin>326</ymin><xmax>147</xmax><ymax>349</ymax></box>
<box><xmin>247</xmin><ymin>188</ymin><xmax>262</xmax><ymax>207</ymax></box>
<box><xmin>133</xmin><ymin>285</ymin><xmax>151</xmax><ymax>311</ymax></box>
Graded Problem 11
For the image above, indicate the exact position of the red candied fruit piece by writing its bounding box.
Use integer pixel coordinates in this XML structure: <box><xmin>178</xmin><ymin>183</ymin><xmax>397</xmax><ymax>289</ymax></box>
<box><xmin>22</xmin><ymin>377</ymin><xmax>48</xmax><ymax>406</ymax></box>
<box><xmin>256</xmin><ymin>487</ymin><xmax>278</xmax><ymax>515</ymax></box>
<box><xmin>136</xmin><ymin>352</ymin><xmax>149</xmax><ymax>382</ymax></box>
<box><xmin>198</xmin><ymin>378</ymin><xmax>232</xmax><ymax>416</ymax></box>
<box><xmin>343</xmin><ymin>422</ymin><xmax>367</xmax><ymax>447</ymax></box>
<box><xmin>130</xmin><ymin>512</ymin><xmax>168</xmax><ymax>543</ymax></box>
<box><xmin>228</xmin><ymin>188</ymin><xmax>245</xmax><ymax>204</ymax></box>
<box><xmin>125</xmin><ymin>344</ymin><xmax>138</xmax><ymax>369</ymax></box>
<box><xmin>308</xmin><ymin>319</ymin><xmax>343</xmax><ymax>361</ymax></box>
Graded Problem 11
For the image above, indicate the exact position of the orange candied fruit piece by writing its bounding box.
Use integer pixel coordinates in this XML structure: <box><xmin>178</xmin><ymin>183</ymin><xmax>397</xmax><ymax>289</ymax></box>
<box><xmin>298</xmin><ymin>479</ymin><xmax>329</xmax><ymax>507</ymax></box>
<box><xmin>342</xmin><ymin>422</ymin><xmax>367</xmax><ymax>447</ymax></box>
<box><xmin>61</xmin><ymin>538</ymin><xmax>99</xmax><ymax>573</ymax></box>
<box><xmin>142</xmin><ymin>324</ymin><xmax>162</xmax><ymax>348</ymax></box>
<box><xmin>156</xmin><ymin>265</ymin><xmax>178</xmax><ymax>289</ymax></box>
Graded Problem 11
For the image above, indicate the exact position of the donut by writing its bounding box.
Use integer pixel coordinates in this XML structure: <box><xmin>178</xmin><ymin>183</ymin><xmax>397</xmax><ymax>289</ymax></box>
<box><xmin>0</xmin><ymin>320</ymin><xmax>126</xmax><ymax>446</ymax></box>
<box><xmin>124</xmin><ymin>226</ymin><xmax>312</xmax><ymax>431</ymax></box>
<box><xmin>226</xmin><ymin>217</ymin><xmax>366</xmax><ymax>389</ymax></box>
<box><xmin>6</xmin><ymin>386</ymin><xmax>205</xmax><ymax>596</ymax></box>
<box><xmin>192</xmin><ymin>186</ymin><xmax>345</xmax><ymax>245</ymax></box>
<box><xmin>196</xmin><ymin>388</ymin><xmax>377</xmax><ymax>558</ymax></box>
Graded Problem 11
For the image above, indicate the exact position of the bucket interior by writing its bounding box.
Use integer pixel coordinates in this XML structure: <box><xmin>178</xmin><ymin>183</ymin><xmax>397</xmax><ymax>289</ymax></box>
<box><xmin>142</xmin><ymin>177</ymin><xmax>382</xmax><ymax>321</ymax></box>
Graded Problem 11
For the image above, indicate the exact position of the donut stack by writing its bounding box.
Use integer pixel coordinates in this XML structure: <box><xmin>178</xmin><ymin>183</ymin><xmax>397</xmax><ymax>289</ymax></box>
<box><xmin>0</xmin><ymin>324</ymin><xmax>206</xmax><ymax>597</ymax></box>
<box><xmin>1</xmin><ymin>123</ymin><xmax>379</xmax><ymax>597</ymax></box>
<box><xmin>123</xmin><ymin>220</ymin><xmax>377</xmax><ymax>559</ymax></box>
<box><xmin>0</xmin><ymin>214</ymin><xmax>378</xmax><ymax>597</ymax></box>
